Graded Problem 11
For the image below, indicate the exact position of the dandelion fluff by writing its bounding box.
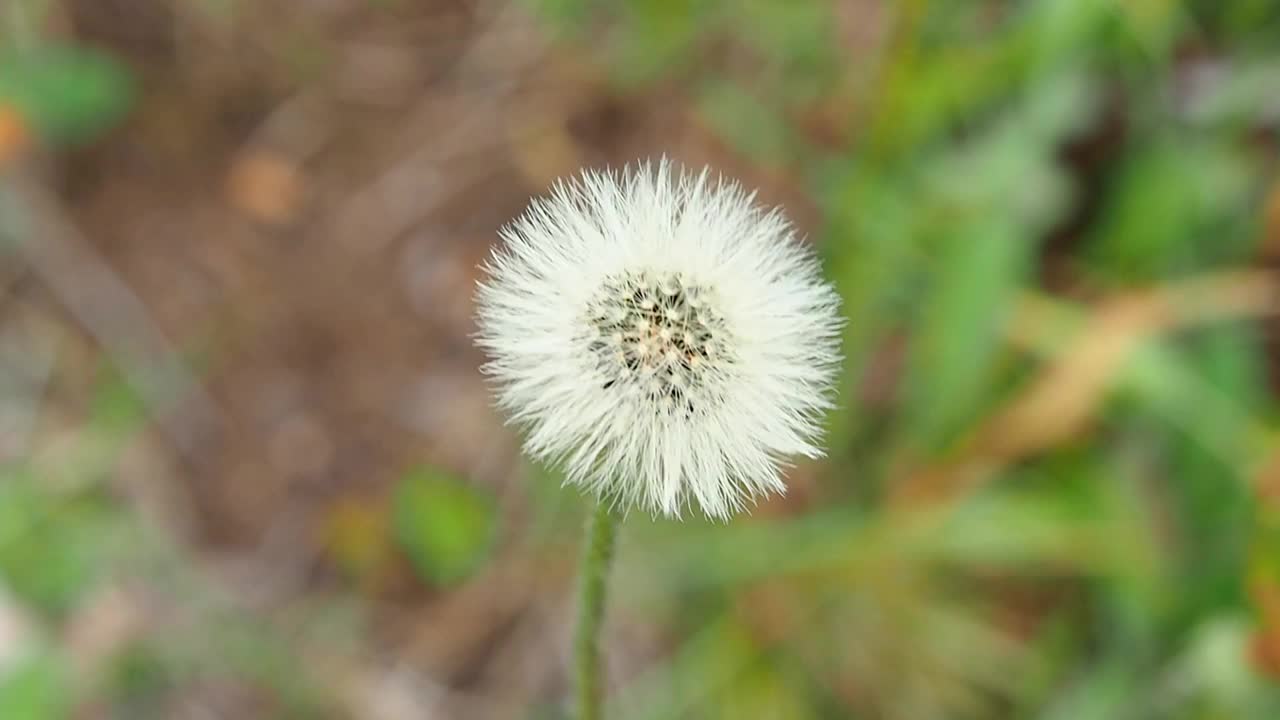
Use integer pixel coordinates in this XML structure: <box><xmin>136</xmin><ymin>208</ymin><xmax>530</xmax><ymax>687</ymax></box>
<box><xmin>475</xmin><ymin>160</ymin><xmax>842</xmax><ymax>520</ymax></box>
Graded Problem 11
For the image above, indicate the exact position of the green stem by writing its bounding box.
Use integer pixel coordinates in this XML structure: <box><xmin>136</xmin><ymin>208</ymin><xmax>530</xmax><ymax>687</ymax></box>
<box><xmin>574</xmin><ymin>501</ymin><xmax>618</xmax><ymax>720</ymax></box>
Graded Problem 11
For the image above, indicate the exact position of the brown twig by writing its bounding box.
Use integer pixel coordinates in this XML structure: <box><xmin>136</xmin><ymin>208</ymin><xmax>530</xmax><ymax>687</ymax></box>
<box><xmin>890</xmin><ymin>270</ymin><xmax>1280</xmax><ymax>510</ymax></box>
<box><xmin>3</xmin><ymin>165</ymin><xmax>227</xmax><ymax>468</ymax></box>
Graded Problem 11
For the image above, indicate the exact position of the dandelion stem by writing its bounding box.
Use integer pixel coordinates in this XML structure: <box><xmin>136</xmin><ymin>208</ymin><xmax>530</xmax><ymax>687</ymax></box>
<box><xmin>574</xmin><ymin>500</ymin><xmax>618</xmax><ymax>720</ymax></box>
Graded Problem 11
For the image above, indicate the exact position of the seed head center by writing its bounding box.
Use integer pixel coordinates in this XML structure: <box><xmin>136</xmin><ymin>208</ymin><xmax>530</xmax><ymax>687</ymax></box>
<box><xmin>585</xmin><ymin>270</ymin><xmax>731</xmax><ymax>411</ymax></box>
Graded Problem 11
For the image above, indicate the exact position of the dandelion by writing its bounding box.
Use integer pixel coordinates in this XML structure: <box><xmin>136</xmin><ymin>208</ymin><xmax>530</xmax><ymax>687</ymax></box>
<box><xmin>474</xmin><ymin>159</ymin><xmax>842</xmax><ymax>720</ymax></box>
<box><xmin>475</xmin><ymin>159</ymin><xmax>843</xmax><ymax>520</ymax></box>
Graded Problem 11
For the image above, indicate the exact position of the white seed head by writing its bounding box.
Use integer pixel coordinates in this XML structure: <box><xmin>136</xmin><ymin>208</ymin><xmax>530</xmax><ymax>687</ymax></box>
<box><xmin>474</xmin><ymin>159</ymin><xmax>843</xmax><ymax>520</ymax></box>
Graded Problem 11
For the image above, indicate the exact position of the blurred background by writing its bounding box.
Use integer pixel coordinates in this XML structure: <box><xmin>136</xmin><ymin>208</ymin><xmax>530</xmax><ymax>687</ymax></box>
<box><xmin>2</xmin><ymin>0</ymin><xmax>1280</xmax><ymax>718</ymax></box>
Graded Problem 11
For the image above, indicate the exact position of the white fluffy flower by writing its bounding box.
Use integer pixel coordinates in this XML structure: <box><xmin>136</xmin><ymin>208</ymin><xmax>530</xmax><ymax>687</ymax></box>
<box><xmin>475</xmin><ymin>160</ymin><xmax>842</xmax><ymax>520</ymax></box>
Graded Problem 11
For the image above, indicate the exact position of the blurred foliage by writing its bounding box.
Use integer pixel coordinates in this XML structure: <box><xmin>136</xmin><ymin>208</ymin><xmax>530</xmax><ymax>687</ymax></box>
<box><xmin>0</xmin><ymin>374</ymin><xmax>348</xmax><ymax>718</ymax></box>
<box><xmin>0</xmin><ymin>650</ymin><xmax>69</xmax><ymax>720</ymax></box>
<box><xmin>0</xmin><ymin>46</ymin><xmax>133</xmax><ymax>146</ymax></box>
<box><xmin>531</xmin><ymin>0</ymin><xmax>1280</xmax><ymax>718</ymax></box>
<box><xmin>392</xmin><ymin>466</ymin><xmax>497</xmax><ymax>586</ymax></box>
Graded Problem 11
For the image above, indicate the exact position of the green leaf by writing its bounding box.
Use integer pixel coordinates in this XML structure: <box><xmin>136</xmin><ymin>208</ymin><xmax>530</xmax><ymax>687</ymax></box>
<box><xmin>90</xmin><ymin>370</ymin><xmax>147</xmax><ymax>443</ymax></box>
<box><xmin>1087</xmin><ymin>136</ymin><xmax>1255</xmax><ymax>282</ymax></box>
<box><xmin>0</xmin><ymin>500</ymin><xmax>106</xmax><ymax>616</ymax></box>
<box><xmin>0</xmin><ymin>45</ymin><xmax>133</xmax><ymax>145</ymax></box>
<box><xmin>0</xmin><ymin>651</ymin><xmax>70</xmax><ymax>720</ymax></box>
<box><xmin>392</xmin><ymin>468</ymin><xmax>496</xmax><ymax>586</ymax></box>
<box><xmin>104</xmin><ymin>641</ymin><xmax>172</xmax><ymax>714</ymax></box>
<box><xmin>902</xmin><ymin>218</ymin><xmax>1030</xmax><ymax>451</ymax></box>
<box><xmin>608</xmin><ymin>0</ymin><xmax>710</xmax><ymax>87</ymax></box>
<box><xmin>0</xmin><ymin>469</ymin><xmax>120</xmax><ymax>617</ymax></box>
<box><xmin>698</xmin><ymin>81</ymin><xmax>793</xmax><ymax>164</ymax></box>
<box><xmin>817</xmin><ymin>167</ymin><xmax>917</xmax><ymax>466</ymax></box>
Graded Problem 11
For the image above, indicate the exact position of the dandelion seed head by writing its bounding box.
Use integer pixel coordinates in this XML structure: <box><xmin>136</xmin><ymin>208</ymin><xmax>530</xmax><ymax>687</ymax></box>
<box><xmin>474</xmin><ymin>159</ymin><xmax>843</xmax><ymax>520</ymax></box>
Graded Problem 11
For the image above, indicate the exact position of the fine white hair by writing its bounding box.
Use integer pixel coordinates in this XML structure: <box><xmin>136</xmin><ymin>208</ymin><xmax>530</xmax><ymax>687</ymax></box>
<box><xmin>475</xmin><ymin>159</ymin><xmax>843</xmax><ymax>520</ymax></box>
